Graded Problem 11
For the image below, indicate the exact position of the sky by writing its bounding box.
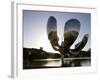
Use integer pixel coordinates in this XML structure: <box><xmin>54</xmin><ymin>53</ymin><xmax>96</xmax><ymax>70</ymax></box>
<box><xmin>23</xmin><ymin>10</ymin><xmax>91</xmax><ymax>53</ymax></box>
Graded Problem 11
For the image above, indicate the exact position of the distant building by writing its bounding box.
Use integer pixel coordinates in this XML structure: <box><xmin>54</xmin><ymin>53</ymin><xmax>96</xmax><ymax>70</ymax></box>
<box><xmin>40</xmin><ymin>47</ymin><xmax>43</xmax><ymax>50</ymax></box>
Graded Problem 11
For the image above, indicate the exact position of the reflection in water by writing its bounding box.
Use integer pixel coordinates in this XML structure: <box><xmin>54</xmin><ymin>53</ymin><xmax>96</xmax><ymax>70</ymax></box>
<box><xmin>23</xmin><ymin>58</ymin><xmax>91</xmax><ymax>69</ymax></box>
<box><xmin>43</xmin><ymin>59</ymin><xmax>61</xmax><ymax>67</ymax></box>
<box><xmin>63</xmin><ymin>58</ymin><xmax>90</xmax><ymax>67</ymax></box>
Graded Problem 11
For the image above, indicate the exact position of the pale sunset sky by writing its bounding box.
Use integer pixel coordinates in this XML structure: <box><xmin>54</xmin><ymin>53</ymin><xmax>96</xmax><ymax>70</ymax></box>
<box><xmin>23</xmin><ymin>10</ymin><xmax>91</xmax><ymax>53</ymax></box>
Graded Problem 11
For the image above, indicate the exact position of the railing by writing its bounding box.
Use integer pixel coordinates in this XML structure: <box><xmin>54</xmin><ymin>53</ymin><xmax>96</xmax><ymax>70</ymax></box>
<box><xmin>33</xmin><ymin>57</ymin><xmax>90</xmax><ymax>61</ymax></box>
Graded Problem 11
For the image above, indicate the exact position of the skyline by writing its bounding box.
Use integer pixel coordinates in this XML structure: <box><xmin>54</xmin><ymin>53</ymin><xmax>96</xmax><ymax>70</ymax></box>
<box><xmin>23</xmin><ymin>10</ymin><xmax>91</xmax><ymax>53</ymax></box>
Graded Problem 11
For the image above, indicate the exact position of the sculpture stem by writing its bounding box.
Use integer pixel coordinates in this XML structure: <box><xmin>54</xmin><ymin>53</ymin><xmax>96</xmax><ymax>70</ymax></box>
<box><xmin>61</xmin><ymin>54</ymin><xmax>64</xmax><ymax>67</ymax></box>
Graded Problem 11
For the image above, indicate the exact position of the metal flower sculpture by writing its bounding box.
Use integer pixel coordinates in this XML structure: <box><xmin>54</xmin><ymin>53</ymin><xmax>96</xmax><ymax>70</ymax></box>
<box><xmin>47</xmin><ymin>16</ymin><xmax>88</xmax><ymax>66</ymax></box>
